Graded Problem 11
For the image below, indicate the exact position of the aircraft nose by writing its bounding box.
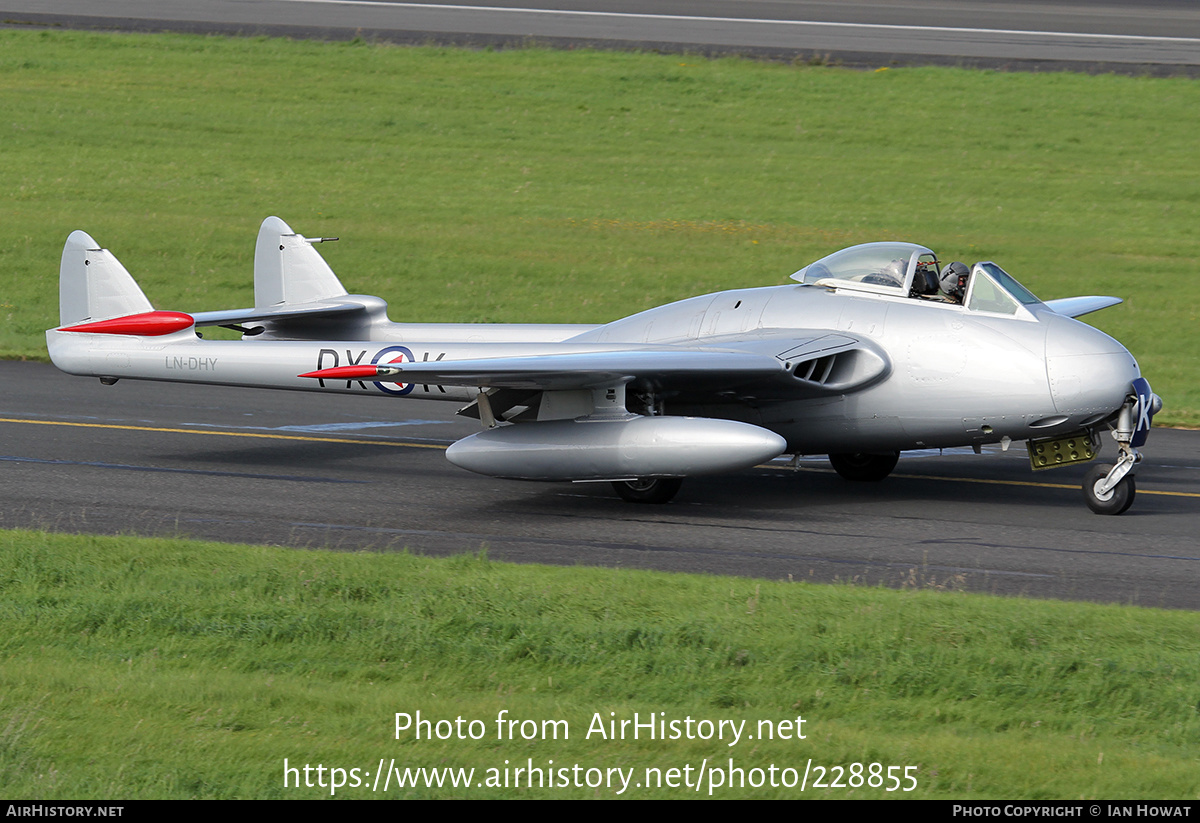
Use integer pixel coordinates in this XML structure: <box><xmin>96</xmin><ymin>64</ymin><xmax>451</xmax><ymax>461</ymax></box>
<box><xmin>1044</xmin><ymin>314</ymin><xmax>1139</xmax><ymax>418</ymax></box>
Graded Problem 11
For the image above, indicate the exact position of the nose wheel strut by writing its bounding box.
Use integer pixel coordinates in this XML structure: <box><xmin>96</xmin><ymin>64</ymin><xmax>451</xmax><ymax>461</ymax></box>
<box><xmin>1082</xmin><ymin>381</ymin><xmax>1157</xmax><ymax>515</ymax></box>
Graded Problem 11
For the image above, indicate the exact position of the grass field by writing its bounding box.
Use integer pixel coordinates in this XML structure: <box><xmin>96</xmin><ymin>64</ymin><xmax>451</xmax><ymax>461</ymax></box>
<box><xmin>2</xmin><ymin>529</ymin><xmax>1199</xmax><ymax>799</ymax></box>
<box><xmin>1</xmin><ymin>29</ymin><xmax>1198</xmax><ymax>422</ymax></box>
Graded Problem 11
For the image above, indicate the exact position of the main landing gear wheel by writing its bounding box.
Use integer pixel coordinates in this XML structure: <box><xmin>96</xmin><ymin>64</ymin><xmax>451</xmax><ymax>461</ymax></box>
<box><xmin>1083</xmin><ymin>463</ymin><xmax>1136</xmax><ymax>515</ymax></box>
<box><xmin>611</xmin><ymin>478</ymin><xmax>683</xmax><ymax>504</ymax></box>
<box><xmin>828</xmin><ymin>451</ymin><xmax>900</xmax><ymax>482</ymax></box>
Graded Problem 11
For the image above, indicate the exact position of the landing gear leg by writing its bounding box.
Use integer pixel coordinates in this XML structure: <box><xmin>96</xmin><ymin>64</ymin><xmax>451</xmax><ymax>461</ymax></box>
<box><xmin>1082</xmin><ymin>384</ymin><xmax>1154</xmax><ymax>515</ymax></box>
<box><xmin>611</xmin><ymin>478</ymin><xmax>683</xmax><ymax>504</ymax></box>
<box><xmin>1078</xmin><ymin>378</ymin><xmax>1160</xmax><ymax>515</ymax></box>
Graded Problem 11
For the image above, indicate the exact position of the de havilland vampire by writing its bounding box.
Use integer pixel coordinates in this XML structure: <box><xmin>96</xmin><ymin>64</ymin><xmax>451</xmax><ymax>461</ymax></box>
<box><xmin>47</xmin><ymin>217</ymin><xmax>1161</xmax><ymax>513</ymax></box>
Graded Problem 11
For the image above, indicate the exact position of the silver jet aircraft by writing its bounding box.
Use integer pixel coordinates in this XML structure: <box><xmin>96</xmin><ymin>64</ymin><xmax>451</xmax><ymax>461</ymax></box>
<box><xmin>47</xmin><ymin>217</ymin><xmax>1161</xmax><ymax>514</ymax></box>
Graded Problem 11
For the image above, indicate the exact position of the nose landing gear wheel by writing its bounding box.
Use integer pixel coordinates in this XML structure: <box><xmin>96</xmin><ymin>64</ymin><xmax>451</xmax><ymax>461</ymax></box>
<box><xmin>611</xmin><ymin>478</ymin><xmax>683</xmax><ymax>504</ymax></box>
<box><xmin>1083</xmin><ymin>463</ymin><xmax>1136</xmax><ymax>515</ymax></box>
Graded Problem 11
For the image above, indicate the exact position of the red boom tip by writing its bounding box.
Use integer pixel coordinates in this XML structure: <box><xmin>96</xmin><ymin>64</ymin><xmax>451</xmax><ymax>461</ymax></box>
<box><xmin>298</xmin><ymin>365</ymin><xmax>384</xmax><ymax>380</ymax></box>
<box><xmin>59</xmin><ymin>311</ymin><xmax>195</xmax><ymax>336</ymax></box>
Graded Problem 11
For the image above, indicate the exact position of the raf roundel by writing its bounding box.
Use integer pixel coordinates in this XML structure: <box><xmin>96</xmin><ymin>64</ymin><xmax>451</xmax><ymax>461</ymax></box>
<box><xmin>371</xmin><ymin>346</ymin><xmax>415</xmax><ymax>396</ymax></box>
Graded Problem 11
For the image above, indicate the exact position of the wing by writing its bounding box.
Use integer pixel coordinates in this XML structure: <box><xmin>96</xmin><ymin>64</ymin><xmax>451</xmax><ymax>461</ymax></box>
<box><xmin>300</xmin><ymin>348</ymin><xmax>789</xmax><ymax>391</ymax></box>
<box><xmin>1043</xmin><ymin>296</ymin><xmax>1123</xmax><ymax>318</ymax></box>
<box><xmin>299</xmin><ymin>330</ymin><xmax>891</xmax><ymax>414</ymax></box>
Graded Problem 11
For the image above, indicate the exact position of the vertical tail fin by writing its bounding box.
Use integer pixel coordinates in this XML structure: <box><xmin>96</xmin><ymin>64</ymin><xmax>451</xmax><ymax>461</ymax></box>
<box><xmin>253</xmin><ymin>216</ymin><xmax>348</xmax><ymax>308</ymax></box>
<box><xmin>59</xmin><ymin>230</ymin><xmax>154</xmax><ymax>326</ymax></box>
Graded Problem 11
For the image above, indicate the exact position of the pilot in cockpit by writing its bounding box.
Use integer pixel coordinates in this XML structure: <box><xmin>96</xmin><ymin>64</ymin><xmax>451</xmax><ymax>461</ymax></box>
<box><xmin>939</xmin><ymin>261</ymin><xmax>970</xmax><ymax>303</ymax></box>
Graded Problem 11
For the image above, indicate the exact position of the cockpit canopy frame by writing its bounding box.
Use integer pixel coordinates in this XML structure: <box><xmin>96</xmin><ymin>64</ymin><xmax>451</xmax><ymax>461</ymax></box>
<box><xmin>791</xmin><ymin>242</ymin><xmax>1043</xmax><ymax>319</ymax></box>
<box><xmin>963</xmin><ymin>261</ymin><xmax>1041</xmax><ymax>317</ymax></box>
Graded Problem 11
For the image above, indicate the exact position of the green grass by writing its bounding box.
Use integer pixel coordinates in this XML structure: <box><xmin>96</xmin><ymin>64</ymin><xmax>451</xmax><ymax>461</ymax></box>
<box><xmin>1</xmin><ymin>30</ymin><xmax>1199</xmax><ymax>423</ymax></box>
<box><xmin>1</xmin><ymin>529</ymin><xmax>1198</xmax><ymax>799</ymax></box>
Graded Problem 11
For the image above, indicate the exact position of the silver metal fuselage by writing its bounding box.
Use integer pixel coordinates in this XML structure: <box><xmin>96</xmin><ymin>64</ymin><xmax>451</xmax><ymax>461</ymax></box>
<box><xmin>47</xmin><ymin>281</ymin><xmax>1139</xmax><ymax>456</ymax></box>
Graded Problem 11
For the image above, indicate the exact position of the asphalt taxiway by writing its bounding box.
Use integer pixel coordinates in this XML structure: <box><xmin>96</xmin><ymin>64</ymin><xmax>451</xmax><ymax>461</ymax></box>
<box><xmin>3</xmin><ymin>1</ymin><xmax>1200</xmax><ymax>73</ymax></box>
<box><xmin>3</xmin><ymin>362</ymin><xmax>1197</xmax><ymax>609</ymax></box>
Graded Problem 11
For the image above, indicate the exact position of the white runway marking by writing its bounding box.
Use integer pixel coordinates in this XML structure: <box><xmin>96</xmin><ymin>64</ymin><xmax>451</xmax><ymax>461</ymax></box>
<box><xmin>274</xmin><ymin>0</ymin><xmax>1200</xmax><ymax>46</ymax></box>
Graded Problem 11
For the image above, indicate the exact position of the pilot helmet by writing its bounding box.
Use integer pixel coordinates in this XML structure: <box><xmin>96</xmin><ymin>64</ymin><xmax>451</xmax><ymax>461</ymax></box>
<box><xmin>941</xmin><ymin>261</ymin><xmax>970</xmax><ymax>299</ymax></box>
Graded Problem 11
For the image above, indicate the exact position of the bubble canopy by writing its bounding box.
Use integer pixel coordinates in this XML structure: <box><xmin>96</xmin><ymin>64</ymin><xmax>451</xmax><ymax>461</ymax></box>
<box><xmin>790</xmin><ymin>242</ymin><xmax>1044</xmax><ymax>317</ymax></box>
<box><xmin>790</xmin><ymin>242</ymin><xmax>938</xmax><ymax>294</ymax></box>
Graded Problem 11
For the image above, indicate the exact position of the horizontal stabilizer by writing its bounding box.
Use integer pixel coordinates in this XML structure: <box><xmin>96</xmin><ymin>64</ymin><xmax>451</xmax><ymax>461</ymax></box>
<box><xmin>1043</xmin><ymin>296</ymin><xmax>1123</xmax><ymax>318</ymax></box>
<box><xmin>190</xmin><ymin>300</ymin><xmax>368</xmax><ymax>328</ymax></box>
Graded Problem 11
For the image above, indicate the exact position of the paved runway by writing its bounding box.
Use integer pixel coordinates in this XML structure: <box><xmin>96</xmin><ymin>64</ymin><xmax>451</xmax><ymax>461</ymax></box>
<box><xmin>4</xmin><ymin>362</ymin><xmax>1198</xmax><ymax>608</ymax></box>
<box><xmin>3</xmin><ymin>3</ymin><xmax>1197</xmax><ymax>609</ymax></box>
<box><xmin>3</xmin><ymin>1</ymin><xmax>1199</xmax><ymax>71</ymax></box>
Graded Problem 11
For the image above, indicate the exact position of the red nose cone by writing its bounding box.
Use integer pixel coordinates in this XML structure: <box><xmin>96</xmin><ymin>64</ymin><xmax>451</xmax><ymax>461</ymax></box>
<box><xmin>60</xmin><ymin>311</ymin><xmax>195</xmax><ymax>336</ymax></box>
